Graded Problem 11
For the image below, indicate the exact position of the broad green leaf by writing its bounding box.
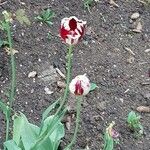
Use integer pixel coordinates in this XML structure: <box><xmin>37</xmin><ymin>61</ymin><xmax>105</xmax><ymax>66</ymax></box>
<box><xmin>90</xmin><ymin>83</ymin><xmax>98</xmax><ymax>91</ymax></box>
<box><xmin>33</xmin><ymin>109</ymin><xmax>66</xmax><ymax>150</ymax></box>
<box><xmin>49</xmin><ymin>122</ymin><xmax>64</xmax><ymax>150</ymax></box>
<box><xmin>37</xmin><ymin>115</ymin><xmax>64</xmax><ymax>150</ymax></box>
<box><xmin>13</xmin><ymin>113</ymin><xmax>39</xmax><ymax>150</ymax></box>
<box><xmin>36</xmin><ymin>138</ymin><xmax>53</xmax><ymax>150</ymax></box>
<box><xmin>4</xmin><ymin>140</ymin><xmax>21</xmax><ymax>150</ymax></box>
<box><xmin>42</xmin><ymin>98</ymin><xmax>61</xmax><ymax>122</ymax></box>
<box><xmin>20</xmin><ymin>113</ymin><xmax>39</xmax><ymax>150</ymax></box>
<box><xmin>16</xmin><ymin>9</ymin><xmax>31</xmax><ymax>25</ymax></box>
<box><xmin>13</xmin><ymin>114</ymin><xmax>25</xmax><ymax>145</ymax></box>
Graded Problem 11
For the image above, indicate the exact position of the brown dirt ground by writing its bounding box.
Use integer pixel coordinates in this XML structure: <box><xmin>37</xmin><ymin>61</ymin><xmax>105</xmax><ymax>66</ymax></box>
<box><xmin>0</xmin><ymin>0</ymin><xmax>150</xmax><ymax>150</ymax></box>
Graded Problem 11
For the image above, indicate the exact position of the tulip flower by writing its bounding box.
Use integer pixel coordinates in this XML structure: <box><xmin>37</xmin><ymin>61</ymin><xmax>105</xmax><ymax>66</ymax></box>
<box><xmin>60</xmin><ymin>16</ymin><xmax>86</xmax><ymax>45</ymax></box>
<box><xmin>69</xmin><ymin>74</ymin><xmax>90</xmax><ymax>96</ymax></box>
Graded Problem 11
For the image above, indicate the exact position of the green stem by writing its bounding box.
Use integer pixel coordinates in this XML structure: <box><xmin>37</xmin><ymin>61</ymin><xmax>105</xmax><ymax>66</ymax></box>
<box><xmin>5</xmin><ymin>117</ymin><xmax>9</xmax><ymax>142</ymax></box>
<box><xmin>6</xmin><ymin>21</ymin><xmax>16</xmax><ymax>107</ymax></box>
<box><xmin>65</xmin><ymin>96</ymin><xmax>82</xmax><ymax>150</ymax></box>
<box><xmin>30</xmin><ymin>45</ymin><xmax>73</xmax><ymax>150</ymax></box>
<box><xmin>55</xmin><ymin>44</ymin><xmax>73</xmax><ymax>115</ymax></box>
<box><xmin>4</xmin><ymin>18</ymin><xmax>16</xmax><ymax>148</ymax></box>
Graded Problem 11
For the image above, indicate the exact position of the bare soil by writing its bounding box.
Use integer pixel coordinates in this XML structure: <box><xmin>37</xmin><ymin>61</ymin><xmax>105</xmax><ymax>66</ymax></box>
<box><xmin>0</xmin><ymin>0</ymin><xmax>150</xmax><ymax>150</ymax></box>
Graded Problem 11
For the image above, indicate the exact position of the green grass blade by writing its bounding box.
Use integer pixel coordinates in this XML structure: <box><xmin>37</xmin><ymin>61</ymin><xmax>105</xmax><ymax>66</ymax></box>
<box><xmin>0</xmin><ymin>100</ymin><xmax>9</xmax><ymax>116</ymax></box>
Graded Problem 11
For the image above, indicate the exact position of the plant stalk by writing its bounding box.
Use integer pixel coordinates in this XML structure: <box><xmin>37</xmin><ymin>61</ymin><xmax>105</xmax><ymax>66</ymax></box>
<box><xmin>30</xmin><ymin>45</ymin><xmax>73</xmax><ymax>150</ymax></box>
<box><xmin>55</xmin><ymin>44</ymin><xmax>73</xmax><ymax>115</ymax></box>
<box><xmin>65</xmin><ymin>96</ymin><xmax>82</xmax><ymax>150</ymax></box>
<box><xmin>4</xmin><ymin>18</ymin><xmax>16</xmax><ymax>147</ymax></box>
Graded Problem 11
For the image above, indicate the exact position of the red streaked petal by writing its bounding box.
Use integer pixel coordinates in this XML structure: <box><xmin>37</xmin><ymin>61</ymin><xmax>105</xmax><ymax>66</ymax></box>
<box><xmin>69</xmin><ymin>18</ymin><xmax>77</xmax><ymax>31</ymax></box>
<box><xmin>75</xmin><ymin>81</ymin><xmax>84</xmax><ymax>95</ymax></box>
<box><xmin>60</xmin><ymin>26</ymin><xmax>69</xmax><ymax>40</ymax></box>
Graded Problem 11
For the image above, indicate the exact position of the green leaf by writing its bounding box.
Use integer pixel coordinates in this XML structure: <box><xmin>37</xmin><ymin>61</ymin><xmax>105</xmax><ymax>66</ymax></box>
<box><xmin>127</xmin><ymin>111</ymin><xmax>139</xmax><ymax>124</ymax></box>
<box><xmin>13</xmin><ymin>113</ymin><xmax>39</xmax><ymax>150</ymax></box>
<box><xmin>13</xmin><ymin>114</ymin><xmax>25</xmax><ymax>145</ymax></box>
<box><xmin>38</xmin><ymin>115</ymin><xmax>65</xmax><ymax>150</ymax></box>
<box><xmin>90</xmin><ymin>83</ymin><xmax>98</xmax><ymax>91</ymax></box>
<box><xmin>103</xmin><ymin>133</ymin><xmax>114</xmax><ymax>150</ymax></box>
<box><xmin>46</xmin><ymin>21</ymin><xmax>53</xmax><ymax>26</ymax></box>
<box><xmin>0</xmin><ymin>100</ymin><xmax>9</xmax><ymax>116</ymax></box>
<box><xmin>0</xmin><ymin>38</ymin><xmax>3</xmax><ymax>47</ymax></box>
<box><xmin>16</xmin><ymin>9</ymin><xmax>31</xmax><ymax>25</ymax></box>
<box><xmin>33</xmin><ymin>109</ymin><xmax>66</xmax><ymax>150</ymax></box>
<box><xmin>20</xmin><ymin>113</ymin><xmax>39</xmax><ymax>150</ymax></box>
<box><xmin>49</xmin><ymin>122</ymin><xmax>64</xmax><ymax>150</ymax></box>
<box><xmin>36</xmin><ymin>9</ymin><xmax>55</xmax><ymax>26</ymax></box>
<box><xmin>43</xmin><ymin>9</ymin><xmax>51</xmax><ymax>20</ymax></box>
<box><xmin>42</xmin><ymin>98</ymin><xmax>61</xmax><ymax>122</ymax></box>
<box><xmin>4</xmin><ymin>140</ymin><xmax>22</xmax><ymax>150</ymax></box>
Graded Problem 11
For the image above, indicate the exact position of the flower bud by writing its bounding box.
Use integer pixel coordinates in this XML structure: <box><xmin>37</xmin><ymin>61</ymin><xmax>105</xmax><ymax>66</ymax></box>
<box><xmin>60</xmin><ymin>16</ymin><xmax>86</xmax><ymax>45</ymax></box>
<box><xmin>69</xmin><ymin>74</ymin><xmax>90</xmax><ymax>96</ymax></box>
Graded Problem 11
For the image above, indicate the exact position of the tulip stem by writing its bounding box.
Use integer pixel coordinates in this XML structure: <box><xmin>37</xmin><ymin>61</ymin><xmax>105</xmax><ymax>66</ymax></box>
<box><xmin>55</xmin><ymin>44</ymin><xmax>73</xmax><ymax>115</ymax></box>
<box><xmin>3</xmin><ymin>13</ymin><xmax>16</xmax><ymax>149</ymax></box>
<box><xmin>31</xmin><ymin>45</ymin><xmax>73</xmax><ymax>150</ymax></box>
<box><xmin>64</xmin><ymin>96</ymin><xmax>82</xmax><ymax>150</ymax></box>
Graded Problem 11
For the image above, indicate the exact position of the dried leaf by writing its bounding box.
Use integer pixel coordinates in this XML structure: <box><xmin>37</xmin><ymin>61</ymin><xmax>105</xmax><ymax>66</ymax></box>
<box><xmin>124</xmin><ymin>47</ymin><xmax>135</xmax><ymax>55</ymax></box>
<box><xmin>133</xmin><ymin>22</ymin><xmax>142</xmax><ymax>33</ymax></box>
<box><xmin>109</xmin><ymin>0</ymin><xmax>119</xmax><ymax>7</ymax></box>
<box><xmin>127</xmin><ymin>56</ymin><xmax>135</xmax><ymax>64</ymax></box>
<box><xmin>136</xmin><ymin>106</ymin><xmax>150</xmax><ymax>113</ymax></box>
<box><xmin>16</xmin><ymin>9</ymin><xmax>31</xmax><ymax>25</ymax></box>
<box><xmin>4</xmin><ymin>47</ymin><xmax>18</xmax><ymax>55</ymax></box>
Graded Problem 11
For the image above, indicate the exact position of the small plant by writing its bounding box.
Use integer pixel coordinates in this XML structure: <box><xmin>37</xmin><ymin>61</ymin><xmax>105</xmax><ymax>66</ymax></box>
<box><xmin>0</xmin><ymin>38</ymin><xmax>9</xmax><ymax>47</ymax></box>
<box><xmin>15</xmin><ymin>9</ymin><xmax>31</xmax><ymax>26</ymax></box>
<box><xmin>83</xmin><ymin>0</ymin><xmax>94</xmax><ymax>13</ymax></box>
<box><xmin>127</xmin><ymin>111</ymin><xmax>144</xmax><ymax>138</ymax></box>
<box><xmin>0</xmin><ymin>13</ymin><xmax>97</xmax><ymax>150</ymax></box>
<box><xmin>0</xmin><ymin>11</ymin><xmax>16</xmax><ymax>150</ymax></box>
<box><xmin>36</xmin><ymin>8</ymin><xmax>55</xmax><ymax>26</ymax></box>
<box><xmin>0</xmin><ymin>17</ymin><xmax>10</xmax><ymax>47</ymax></box>
<box><xmin>103</xmin><ymin>121</ymin><xmax>119</xmax><ymax>150</ymax></box>
<box><xmin>4</xmin><ymin>99</ymin><xmax>65</xmax><ymax>150</ymax></box>
<box><xmin>47</xmin><ymin>32</ymin><xmax>52</xmax><ymax>41</ymax></box>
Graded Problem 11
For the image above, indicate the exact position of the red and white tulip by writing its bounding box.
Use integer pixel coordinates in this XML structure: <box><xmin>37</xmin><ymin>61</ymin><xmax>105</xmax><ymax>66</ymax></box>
<box><xmin>69</xmin><ymin>74</ymin><xmax>90</xmax><ymax>96</ymax></box>
<box><xmin>60</xmin><ymin>16</ymin><xmax>86</xmax><ymax>45</ymax></box>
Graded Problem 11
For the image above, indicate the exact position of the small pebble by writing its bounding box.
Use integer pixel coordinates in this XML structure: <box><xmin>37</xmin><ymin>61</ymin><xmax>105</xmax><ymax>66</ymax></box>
<box><xmin>44</xmin><ymin>87</ymin><xmax>53</xmax><ymax>95</ymax></box>
<box><xmin>57</xmin><ymin>81</ymin><xmax>66</xmax><ymax>88</ymax></box>
<box><xmin>31</xmin><ymin>89</ymin><xmax>34</xmax><ymax>93</ymax></box>
<box><xmin>130</xmin><ymin>12</ymin><xmax>140</xmax><ymax>19</ymax></box>
<box><xmin>136</xmin><ymin>106</ymin><xmax>150</xmax><ymax>113</ymax></box>
<box><xmin>127</xmin><ymin>56</ymin><xmax>135</xmax><ymax>64</ymax></box>
<box><xmin>28</xmin><ymin>71</ymin><xmax>37</xmax><ymax>78</ymax></box>
<box><xmin>145</xmin><ymin>49</ymin><xmax>150</xmax><ymax>53</ymax></box>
